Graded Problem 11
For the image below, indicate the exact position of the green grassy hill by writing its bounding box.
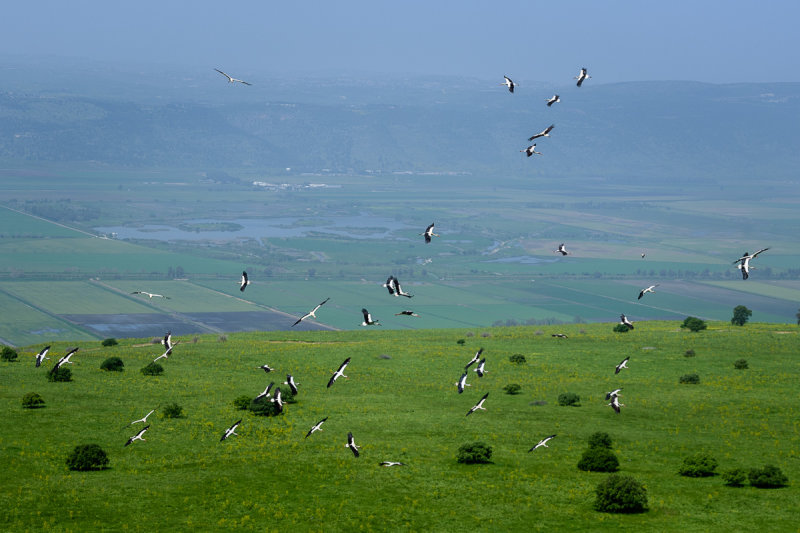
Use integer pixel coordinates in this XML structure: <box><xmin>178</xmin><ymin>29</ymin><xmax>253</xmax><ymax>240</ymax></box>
<box><xmin>1</xmin><ymin>321</ymin><xmax>797</xmax><ymax>531</ymax></box>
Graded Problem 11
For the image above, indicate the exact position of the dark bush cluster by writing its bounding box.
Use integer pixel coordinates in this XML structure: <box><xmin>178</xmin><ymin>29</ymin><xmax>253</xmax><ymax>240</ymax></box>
<box><xmin>456</xmin><ymin>442</ymin><xmax>493</xmax><ymax>464</ymax></box>
<box><xmin>578</xmin><ymin>431</ymin><xmax>619</xmax><ymax>473</ymax></box>
<box><xmin>733</xmin><ymin>358</ymin><xmax>748</xmax><ymax>370</ymax></box>
<box><xmin>681</xmin><ymin>316</ymin><xmax>707</xmax><ymax>332</ymax></box>
<box><xmin>1</xmin><ymin>346</ymin><xmax>19</xmax><ymax>362</ymax></box>
<box><xmin>456</xmin><ymin>339</ymin><xmax>466</xmax><ymax>345</ymax></box>
<box><xmin>594</xmin><ymin>474</ymin><xmax>648</xmax><ymax>514</ymax></box>
<box><xmin>722</xmin><ymin>468</ymin><xmax>748</xmax><ymax>487</ymax></box>
<box><xmin>161</xmin><ymin>402</ymin><xmax>184</xmax><ymax>419</ymax></box>
<box><xmin>22</xmin><ymin>392</ymin><xmax>45</xmax><ymax>409</ymax></box>
<box><xmin>558</xmin><ymin>392</ymin><xmax>581</xmax><ymax>407</ymax></box>
<box><xmin>678</xmin><ymin>452</ymin><xmax>718</xmax><ymax>477</ymax></box>
<box><xmin>509</xmin><ymin>354</ymin><xmax>526</xmax><ymax>364</ymax></box>
<box><xmin>66</xmin><ymin>444</ymin><xmax>109</xmax><ymax>471</ymax></box>
<box><xmin>613</xmin><ymin>323</ymin><xmax>631</xmax><ymax>333</ymax></box>
<box><xmin>47</xmin><ymin>367</ymin><xmax>72</xmax><ymax>382</ymax></box>
<box><xmin>748</xmin><ymin>465</ymin><xmax>789</xmax><ymax>488</ymax></box>
<box><xmin>587</xmin><ymin>431</ymin><xmax>613</xmax><ymax>450</ymax></box>
<box><xmin>140</xmin><ymin>362</ymin><xmax>164</xmax><ymax>376</ymax></box>
<box><xmin>679</xmin><ymin>373</ymin><xmax>700</xmax><ymax>384</ymax></box>
<box><xmin>233</xmin><ymin>395</ymin><xmax>251</xmax><ymax>410</ymax></box>
<box><xmin>248</xmin><ymin>390</ymin><xmax>295</xmax><ymax>416</ymax></box>
<box><xmin>503</xmin><ymin>383</ymin><xmax>522</xmax><ymax>395</ymax></box>
<box><xmin>100</xmin><ymin>356</ymin><xmax>124</xmax><ymax>372</ymax></box>
<box><xmin>101</xmin><ymin>338</ymin><xmax>119</xmax><ymax>347</ymax></box>
<box><xmin>684</xmin><ymin>349</ymin><xmax>696</xmax><ymax>357</ymax></box>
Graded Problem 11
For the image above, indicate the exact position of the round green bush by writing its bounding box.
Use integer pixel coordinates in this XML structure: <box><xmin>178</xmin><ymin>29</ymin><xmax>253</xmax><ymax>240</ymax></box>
<box><xmin>748</xmin><ymin>464</ymin><xmax>789</xmax><ymax>488</ymax></box>
<box><xmin>100</xmin><ymin>356</ymin><xmax>124</xmax><ymax>372</ymax></box>
<box><xmin>594</xmin><ymin>474</ymin><xmax>648</xmax><ymax>514</ymax></box>
<box><xmin>233</xmin><ymin>395</ymin><xmax>252</xmax><ymax>410</ymax></box>
<box><xmin>503</xmin><ymin>383</ymin><xmax>522</xmax><ymax>395</ymax></box>
<box><xmin>22</xmin><ymin>392</ymin><xmax>45</xmax><ymax>409</ymax></box>
<box><xmin>733</xmin><ymin>358</ymin><xmax>748</xmax><ymax>370</ymax></box>
<box><xmin>558</xmin><ymin>392</ymin><xmax>581</xmax><ymax>407</ymax></box>
<box><xmin>456</xmin><ymin>442</ymin><xmax>493</xmax><ymax>464</ymax></box>
<box><xmin>678</xmin><ymin>452</ymin><xmax>718</xmax><ymax>477</ymax></box>
<box><xmin>101</xmin><ymin>338</ymin><xmax>119</xmax><ymax>347</ymax></box>
<box><xmin>509</xmin><ymin>354</ymin><xmax>526</xmax><ymax>364</ymax></box>
<box><xmin>587</xmin><ymin>431</ymin><xmax>613</xmax><ymax>450</ymax></box>
<box><xmin>1</xmin><ymin>346</ymin><xmax>19</xmax><ymax>362</ymax></box>
<box><xmin>681</xmin><ymin>316</ymin><xmax>707</xmax><ymax>332</ymax></box>
<box><xmin>679</xmin><ymin>373</ymin><xmax>700</xmax><ymax>384</ymax></box>
<box><xmin>722</xmin><ymin>468</ymin><xmax>748</xmax><ymax>487</ymax></box>
<box><xmin>249</xmin><ymin>397</ymin><xmax>283</xmax><ymax>417</ymax></box>
<box><xmin>684</xmin><ymin>349</ymin><xmax>696</xmax><ymax>357</ymax></box>
<box><xmin>47</xmin><ymin>367</ymin><xmax>72</xmax><ymax>382</ymax></box>
<box><xmin>613</xmin><ymin>323</ymin><xmax>630</xmax><ymax>333</ymax></box>
<box><xmin>140</xmin><ymin>362</ymin><xmax>164</xmax><ymax>376</ymax></box>
<box><xmin>161</xmin><ymin>402</ymin><xmax>184</xmax><ymax>419</ymax></box>
<box><xmin>66</xmin><ymin>443</ymin><xmax>109</xmax><ymax>471</ymax></box>
<box><xmin>456</xmin><ymin>339</ymin><xmax>466</xmax><ymax>345</ymax></box>
<box><xmin>577</xmin><ymin>446</ymin><xmax>620</xmax><ymax>472</ymax></box>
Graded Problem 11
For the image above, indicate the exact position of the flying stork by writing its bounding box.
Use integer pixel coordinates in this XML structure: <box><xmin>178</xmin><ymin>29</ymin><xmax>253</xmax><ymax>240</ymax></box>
<box><xmin>131</xmin><ymin>291</ymin><xmax>170</xmax><ymax>299</ymax></box>
<box><xmin>292</xmin><ymin>297</ymin><xmax>330</xmax><ymax>327</ymax></box>
<box><xmin>305</xmin><ymin>417</ymin><xmax>328</xmax><ymax>438</ymax></box>
<box><xmin>394</xmin><ymin>310</ymin><xmax>419</xmax><ymax>317</ymax></box>
<box><xmin>615</xmin><ymin>356</ymin><xmax>630</xmax><ymax>375</ymax></box>
<box><xmin>256</xmin><ymin>363</ymin><xmax>275</xmax><ymax>373</ymax></box>
<box><xmin>501</xmin><ymin>75</ymin><xmax>515</xmax><ymax>93</ymax></box>
<box><xmin>379</xmin><ymin>461</ymin><xmax>406</xmax><ymax>467</ymax></box>
<box><xmin>360</xmin><ymin>308</ymin><xmax>381</xmax><ymax>326</ymax></box>
<box><xmin>619</xmin><ymin>314</ymin><xmax>634</xmax><ymax>330</ymax></box>
<box><xmin>528</xmin><ymin>124</ymin><xmax>555</xmax><ymax>141</ymax></box>
<box><xmin>284</xmin><ymin>374</ymin><xmax>298</xmax><ymax>395</ymax></box>
<box><xmin>465</xmin><ymin>348</ymin><xmax>483</xmax><ymax>369</ymax></box>
<box><xmin>529</xmin><ymin>434</ymin><xmax>557</xmax><ymax>452</ymax></box>
<box><xmin>420</xmin><ymin>222</ymin><xmax>439</xmax><ymax>244</ymax></box>
<box><xmin>732</xmin><ymin>248</ymin><xmax>769</xmax><ymax>280</ymax></box>
<box><xmin>346</xmin><ymin>432</ymin><xmax>361</xmax><ymax>457</ymax></box>
<box><xmin>254</xmin><ymin>382</ymin><xmax>275</xmax><ymax>402</ymax></box>
<box><xmin>214</xmin><ymin>68</ymin><xmax>252</xmax><ymax>85</ymax></box>
<box><xmin>605</xmin><ymin>388</ymin><xmax>622</xmax><ymax>401</ymax></box>
<box><xmin>35</xmin><ymin>346</ymin><xmax>51</xmax><ymax>367</ymax></box>
<box><xmin>575</xmin><ymin>67</ymin><xmax>591</xmax><ymax>87</ymax></box>
<box><xmin>239</xmin><ymin>271</ymin><xmax>250</xmax><ymax>292</ymax></box>
<box><xmin>270</xmin><ymin>387</ymin><xmax>284</xmax><ymax>413</ymax></box>
<box><xmin>124</xmin><ymin>409</ymin><xmax>156</xmax><ymax>428</ymax></box>
<box><xmin>154</xmin><ymin>332</ymin><xmax>178</xmax><ymax>362</ymax></box>
<box><xmin>455</xmin><ymin>371</ymin><xmax>471</xmax><ymax>393</ymax></box>
<box><xmin>474</xmin><ymin>358</ymin><xmax>487</xmax><ymax>377</ymax></box>
<box><xmin>466</xmin><ymin>392</ymin><xmax>490</xmax><ymax>416</ymax></box>
<box><xmin>555</xmin><ymin>243</ymin><xmax>569</xmax><ymax>256</ymax></box>
<box><xmin>546</xmin><ymin>94</ymin><xmax>560</xmax><ymax>107</ymax></box>
<box><xmin>51</xmin><ymin>347</ymin><xmax>78</xmax><ymax>373</ymax></box>
<box><xmin>521</xmin><ymin>143</ymin><xmax>542</xmax><ymax>157</ymax></box>
<box><xmin>124</xmin><ymin>425</ymin><xmax>150</xmax><ymax>447</ymax></box>
<box><xmin>552</xmin><ymin>333</ymin><xmax>568</xmax><ymax>338</ymax></box>
<box><xmin>327</xmin><ymin>357</ymin><xmax>351</xmax><ymax>388</ymax></box>
<box><xmin>607</xmin><ymin>393</ymin><xmax>624</xmax><ymax>414</ymax></box>
<box><xmin>383</xmin><ymin>275</ymin><xmax>413</xmax><ymax>298</ymax></box>
<box><xmin>220</xmin><ymin>419</ymin><xmax>242</xmax><ymax>441</ymax></box>
<box><xmin>637</xmin><ymin>284</ymin><xmax>659</xmax><ymax>300</ymax></box>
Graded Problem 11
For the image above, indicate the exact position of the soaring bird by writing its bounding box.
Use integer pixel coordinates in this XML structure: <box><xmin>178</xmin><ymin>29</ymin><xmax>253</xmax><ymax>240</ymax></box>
<box><xmin>284</xmin><ymin>374</ymin><xmax>298</xmax><ymax>395</ymax></box>
<box><xmin>605</xmin><ymin>388</ymin><xmax>622</xmax><ymax>401</ymax></box>
<box><xmin>305</xmin><ymin>417</ymin><xmax>328</xmax><ymax>438</ymax></box>
<box><xmin>521</xmin><ymin>144</ymin><xmax>542</xmax><ymax>157</ymax></box>
<box><xmin>501</xmin><ymin>75</ymin><xmax>516</xmax><ymax>93</ymax></box>
<box><xmin>346</xmin><ymin>432</ymin><xmax>361</xmax><ymax>457</ymax></box>
<box><xmin>615</xmin><ymin>356</ymin><xmax>630</xmax><ymax>375</ymax></box>
<box><xmin>379</xmin><ymin>461</ymin><xmax>407</xmax><ymax>467</ymax></box>
<box><xmin>528</xmin><ymin>124</ymin><xmax>555</xmax><ymax>141</ymax></box>
<box><xmin>131</xmin><ymin>291</ymin><xmax>170</xmax><ymax>299</ymax></box>
<box><xmin>124</xmin><ymin>409</ymin><xmax>156</xmax><ymax>428</ymax></box>
<box><xmin>239</xmin><ymin>271</ymin><xmax>250</xmax><ymax>292</ymax></box>
<box><xmin>221</xmin><ymin>419</ymin><xmax>242</xmax><ymax>441</ymax></box>
<box><xmin>395</xmin><ymin>310</ymin><xmax>419</xmax><ymax>317</ymax></box>
<box><xmin>327</xmin><ymin>357</ymin><xmax>351</xmax><ymax>388</ymax></box>
<box><xmin>214</xmin><ymin>68</ymin><xmax>252</xmax><ymax>85</ymax></box>
<box><xmin>51</xmin><ymin>347</ymin><xmax>78</xmax><ymax>373</ymax></box>
<box><xmin>270</xmin><ymin>387</ymin><xmax>284</xmax><ymax>413</ymax></box>
<box><xmin>256</xmin><ymin>363</ymin><xmax>275</xmax><ymax>373</ymax></box>
<box><xmin>555</xmin><ymin>243</ymin><xmax>569</xmax><ymax>256</ymax></box>
<box><xmin>154</xmin><ymin>332</ymin><xmax>178</xmax><ymax>362</ymax></box>
<box><xmin>637</xmin><ymin>284</ymin><xmax>659</xmax><ymax>300</ymax></box>
<box><xmin>552</xmin><ymin>333</ymin><xmax>568</xmax><ymax>338</ymax></box>
<box><xmin>607</xmin><ymin>393</ymin><xmax>624</xmax><ymax>414</ymax></box>
<box><xmin>383</xmin><ymin>275</ymin><xmax>413</xmax><ymax>298</ymax></box>
<box><xmin>254</xmin><ymin>382</ymin><xmax>275</xmax><ymax>402</ymax></box>
<box><xmin>619</xmin><ymin>314</ymin><xmax>634</xmax><ymax>330</ymax></box>
<box><xmin>420</xmin><ymin>222</ymin><xmax>439</xmax><ymax>244</ymax></box>
<box><xmin>465</xmin><ymin>348</ymin><xmax>483</xmax><ymax>369</ymax></box>
<box><xmin>474</xmin><ymin>358</ymin><xmax>487</xmax><ymax>377</ymax></box>
<box><xmin>456</xmin><ymin>371</ymin><xmax>471</xmax><ymax>394</ymax></box>
<box><xmin>360</xmin><ymin>308</ymin><xmax>380</xmax><ymax>326</ymax></box>
<box><xmin>575</xmin><ymin>67</ymin><xmax>591</xmax><ymax>87</ymax></box>
<box><xmin>292</xmin><ymin>297</ymin><xmax>330</xmax><ymax>327</ymax></box>
<box><xmin>466</xmin><ymin>392</ymin><xmax>490</xmax><ymax>416</ymax></box>
<box><xmin>34</xmin><ymin>346</ymin><xmax>51</xmax><ymax>367</ymax></box>
<box><xmin>546</xmin><ymin>94</ymin><xmax>560</xmax><ymax>107</ymax></box>
<box><xmin>733</xmin><ymin>248</ymin><xmax>769</xmax><ymax>280</ymax></box>
<box><xmin>125</xmin><ymin>425</ymin><xmax>150</xmax><ymax>447</ymax></box>
<box><xmin>529</xmin><ymin>434</ymin><xmax>557</xmax><ymax>452</ymax></box>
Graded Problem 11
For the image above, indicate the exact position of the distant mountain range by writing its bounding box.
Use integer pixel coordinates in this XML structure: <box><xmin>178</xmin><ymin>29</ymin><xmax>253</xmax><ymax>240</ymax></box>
<box><xmin>1</xmin><ymin>56</ymin><xmax>799</xmax><ymax>183</ymax></box>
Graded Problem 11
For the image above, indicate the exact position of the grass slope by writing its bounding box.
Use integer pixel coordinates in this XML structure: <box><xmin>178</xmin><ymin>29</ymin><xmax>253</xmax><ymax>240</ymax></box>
<box><xmin>1</xmin><ymin>322</ymin><xmax>798</xmax><ymax>531</ymax></box>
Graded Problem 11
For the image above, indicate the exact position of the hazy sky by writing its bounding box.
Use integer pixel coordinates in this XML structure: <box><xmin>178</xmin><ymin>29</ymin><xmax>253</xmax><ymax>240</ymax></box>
<box><xmin>3</xmin><ymin>0</ymin><xmax>799</xmax><ymax>83</ymax></box>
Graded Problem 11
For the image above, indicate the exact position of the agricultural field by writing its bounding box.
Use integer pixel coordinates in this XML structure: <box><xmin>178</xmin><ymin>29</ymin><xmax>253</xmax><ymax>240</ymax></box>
<box><xmin>1</xmin><ymin>322</ymin><xmax>798</xmax><ymax>531</ymax></box>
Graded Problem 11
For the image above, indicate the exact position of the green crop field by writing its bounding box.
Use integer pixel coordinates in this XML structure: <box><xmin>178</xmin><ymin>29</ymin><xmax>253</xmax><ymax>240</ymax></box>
<box><xmin>1</xmin><ymin>321</ymin><xmax>797</xmax><ymax>531</ymax></box>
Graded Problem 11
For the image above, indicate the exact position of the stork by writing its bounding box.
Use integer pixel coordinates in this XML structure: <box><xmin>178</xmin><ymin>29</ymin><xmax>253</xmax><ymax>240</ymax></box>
<box><xmin>305</xmin><ymin>417</ymin><xmax>328</xmax><ymax>438</ymax></box>
<box><xmin>619</xmin><ymin>314</ymin><xmax>634</xmax><ymax>330</ymax></box>
<box><xmin>394</xmin><ymin>310</ymin><xmax>419</xmax><ymax>317</ymax></box>
<box><xmin>521</xmin><ymin>144</ymin><xmax>542</xmax><ymax>157</ymax></box>
<box><xmin>379</xmin><ymin>461</ymin><xmax>406</xmax><ymax>467</ymax></box>
<box><xmin>420</xmin><ymin>222</ymin><xmax>439</xmax><ymax>244</ymax></box>
<box><xmin>35</xmin><ymin>346</ymin><xmax>51</xmax><ymax>367</ymax></box>
<box><xmin>467</xmin><ymin>392</ymin><xmax>489</xmax><ymax>416</ymax></box>
<box><xmin>555</xmin><ymin>243</ymin><xmax>569</xmax><ymax>256</ymax></box>
<box><xmin>284</xmin><ymin>374</ymin><xmax>298</xmax><ymax>395</ymax></box>
<box><xmin>575</xmin><ymin>67</ymin><xmax>591</xmax><ymax>87</ymax></box>
<box><xmin>270</xmin><ymin>387</ymin><xmax>284</xmax><ymax>413</ymax></box>
<box><xmin>465</xmin><ymin>348</ymin><xmax>483</xmax><ymax>369</ymax></box>
<box><xmin>552</xmin><ymin>333</ymin><xmax>568</xmax><ymax>338</ymax></box>
<box><xmin>327</xmin><ymin>357</ymin><xmax>351</xmax><ymax>388</ymax></box>
<box><xmin>124</xmin><ymin>409</ymin><xmax>156</xmax><ymax>428</ymax></box>
<box><xmin>346</xmin><ymin>432</ymin><xmax>361</xmax><ymax>457</ymax></box>
<box><xmin>254</xmin><ymin>382</ymin><xmax>275</xmax><ymax>402</ymax></box>
<box><xmin>292</xmin><ymin>297</ymin><xmax>330</xmax><ymax>327</ymax></box>
<box><xmin>528</xmin><ymin>124</ymin><xmax>555</xmax><ymax>141</ymax></box>
<box><xmin>474</xmin><ymin>358</ymin><xmax>487</xmax><ymax>377</ymax></box>
<box><xmin>256</xmin><ymin>363</ymin><xmax>275</xmax><ymax>373</ymax></box>
<box><xmin>220</xmin><ymin>419</ymin><xmax>242</xmax><ymax>441</ymax></box>
<box><xmin>456</xmin><ymin>371</ymin><xmax>471</xmax><ymax>394</ymax></box>
<box><xmin>638</xmin><ymin>284</ymin><xmax>659</xmax><ymax>300</ymax></box>
<box><xmin>131</xmin><ymin>291</ymin><xmax>170</xmax><ymax>299</ymax></box>
<box><xmin>605</xmin><ymin>388</ymin><xmax>622</xmax><ymax>401</ymax></box>
<box><xmin>546</xmin><ymin>94</ymin><xmax>560</xmax><ymax>107</ymax></box>
<box><xmin>501</xmin><ymin>75</ymin><xmax>515</xmax><ymax>93</ymax></box>
<box><xmin>529</xmin><ymin>434</ymin><xmax>557</xmax><ymax>451</ymax></box>
<box><xmin>214</xmin><ymin>68</ymin><xmax>252</xmax><ymax>85</ymax></box>
<box><xmin>125</xmin><ymin>425</ymin><xmax>150</xmax><ymax>447</ymax></box>
<box><xmin>615</xmin><ymin>356</ymin><xmax>630</xmax><ymax>375</ymax></box>
<box><xmin>153</xmin><ymin>342</ymin><xmax>179</xmax><ymax>363</ymax></box>
<box><xmin>733</xmin><ymin>248</ymin><xmax>769</xmax><ymax>280</ymax></box>
<box><xmin>383</xmin><ymin>275</ymin><xmax>413</xmax><ymax>298</ymax></box>
<box><xmin>360</xmin><ymin>308</ymin><xmax>381</xmax><ymax>326</ymax></box>
<box><xmin>51</xmin><ymin>347</ymin><xmax>78</xmax><ymax>373</ymax></box>
<box><xmin>607</xmin><ymin>393</ymin><xmax>624</xmax><ymax>414</ymax></box>
<box><xmin>239</xmin><ymin>271</ymin><xmax>250</xmax><ymax>292</ymax></box>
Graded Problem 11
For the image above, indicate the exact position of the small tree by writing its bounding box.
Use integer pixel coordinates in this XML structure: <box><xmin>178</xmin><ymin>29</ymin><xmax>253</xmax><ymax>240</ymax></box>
<box><xmin>100</xmin><ymin>356</ymin><xmax>124</xmax><ymax>372</ymax></box>
<box><xmin>140</xmin><ymin>362</ymin><xmax>164</xmax><ymax>376</ymax></box>
<box><xmin>249</xmin><ymin>397</ymin><xmax>282</xmax><ymax>417</ymax></box>
<box><xmin>1</xmin><ymin>346</ymin><xmax>19</xmax><ymax>362</ymax></box>
<box><xmin>233</xmin><ymin>395</ymin><xmax>252</xmax><ymax>410</ymax></box>
<box><xmin>578</xmin><ymin>447</ymin><xmax>620</xmax><ymax>472</ymax></box>
<box><xmin>731</xmin><ymin>305</ymin><xmax>752</xmax><ymax>326</ymax></box>
<box><xmin>503</xmin><ymin>384</ymin><xmax>522</xmax><ymax>395</ymax></box>
<box><xmin>558</xmin><ymin>392</ymin><xmax>581</xmax><ymax>406</ymax></box>
<box><xmin>66</xmin><ymin>444</ymin><xmax>109</xmax><ymax>471</ymax></box>
<box><xmin>594</xmin><ymin>474</ymin><xmax>648</xmax><ymax>514</ymax></box>
<box><xmin>734</xmin><ymin>358</ymin><xmax>748</xmax><ymax>370</ymax></box>
<box><xmin>456</xmin><ymin>442</ymin><xmax>493</xmax><ymax>464</ymax></box>
<box><xmin>101</xmin><ymin>338</ymin><xmax>119</xmax><ymax>347</ymax></box>
<box><xmin>748</xmin><ymin>465</ymin><xmax>789</xmax><ymax>488</ymax></box>
<box><xmin>679</xmin><ymin>373</ymin><xmax>700</xmax><ymax>384</ymax></box>
<box><xmin>613</xmin><ymin>324</ymin><xmax>631</xmax><ymax>333</ymax></box>
<box><xmin>681</xmin><ymin>317</ymin><xmax>707</xmax><ymax>332</ymax></box>
<box><xmin>161</xmin><ymin>402</ymin><xmax>184</xmax><ymax>419</ymax></box>
<box><xmin>678</xmin><ymin>452</ymin><xmax>718</xmax><ymax>477</ymax></box>
<box><xmin>47</xmin><ymin>367</ymin><xmax>72</xmax><ymax>382</ymax></box>
<box><xmin>22</xmin><ymin>392</ymin><xmax>45</xmax><ymax>409</ymax></box>
<box><xmin>509</xmin><ymin>354</ymin><xmax>527</xmax><ymax>364</ymax></box>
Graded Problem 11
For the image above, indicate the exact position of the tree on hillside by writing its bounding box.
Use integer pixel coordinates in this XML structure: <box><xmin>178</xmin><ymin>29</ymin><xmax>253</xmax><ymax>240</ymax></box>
<box><xmin>731</xmin><ymin>305</ymin><xmax>752</xmax><ymax>326</ymax></box>
<box><xmin>681</xmin><ymin>316</ymin><xmax>707</xmax><ymax>332</ymax></box>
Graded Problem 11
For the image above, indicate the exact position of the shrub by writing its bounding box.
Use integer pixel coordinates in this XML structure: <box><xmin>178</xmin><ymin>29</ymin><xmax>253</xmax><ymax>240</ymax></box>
<box><xmin>684</xmin><ymin>349</ymin><xmax>696</xmax><ymax>357</ymax></box>
<box><xmin>578</xmin><ymin>446</ymin><xmax>620</xmax><ymax>472</ymax></box>
<box><xmin>678</xmin><ymin>452</ymin><xmax>718</xmax><ymax>477</ymax></box>
<box><xmin>722</xmin><ymin>468</ymin><xmax>748</xmax><ymax>487</ymax></box>
<box><xmin>679</xmin><ymin>373</ymin><xmax>700</xmax><ymax>384</ymax></box>
<box><xmin>66</xmin><ymin>444</ymin><xmax>109</xmax><ymax>471</ymax></box>
<box><xmin>456</xmin><ymin>442</ymin><xmax>493</xmax><ymax>464</ymax></box>
<box><xmin>480</xmin><ymin>332</ymin><xmax>491</xmax><ymax>338</ymax></box>
<box><xmin>22</xmin><ymin>392</ymin><xmax>45</xmax><ymax>409</ymax></box>
<box><xmin>101</xmin><ymin>338</ymin><xmax>118</xmax><ymax>347</ymax></box>
<box><xmin>558</xmin><ymin>392</ymin><xmax>581</xmax><ymax>407</ymax></box>
<box><xmin>100</xmin><ymin>356</ymin><xmax>124</xmax><ymax>372</ymax></box>
<box><xmin>140</xmin><ymin>362</ymin><xmax>164</xmax><ymax>376</ymax></box>
<box><xmin>594</xmin><ymin>474</ymin><xmax>648</xmax><ymax>514</ymax></box>
<box><xmin>161</xmin><ymin>402</ymin><xmax>184</xmax><ymax>419</ymax></box>
<box><xmin>734</xmin><ymin>358</ymin><xmax>748</xmax><ymax>370</ymax></box>
<box><xmin>1</xmin><ymin>346</ymin><xmax>19</xmax><ymax>362</ymax></box>
<box><xmin>502</xmin><ymin>383</ymin><xmax>522</xmax><ymax>395</ymax></box>
<box><xmin>233</xmin><ymin>395</ymin><xmax>252</xmax><ymax>410</ymax></box>
<box><xmin>456</xmin><ymin>339</ymin><xmax>466</xmax><ymax>345</ymax></box>
<box><xmin>681</xmin><ymin>316</ymin><xmax>707</xmax><ymax>332</ymax></box>
<box><xmin>748</xmin><ymin>465</ymin><xmax>789</xmax><ymax>488</ymax></box>
<box><xmin>465</xmin><ymin>331</ymin><xmax>474</xmax><ymax>337</ymax></box>
<box><xmin>509</xmin><ymin>354</ymin><xmax>526</xmax><ymax>364</ymax></box>
<box><xmin>613</xmin><ymin>324</ymin><xmax>630</xmax><ymax>333</ymax></box>
<box><xmin>587</xmin><ymin>431</ymin><xmax>613</xmax><ymax>450</ymax></box>
<box><xmin>249</xmin><ymin>397</ymin><xmax>282</xmax><ymax>417</ymax></box>
<box><xmin>47</xmin><ymin>367</ymin><xmax>72</xmax><ymax>382</ymax></box>
<box><xmin>731</xmin><ymin>305</ymin><xmax>752</xmax><ymax>326</ymax></box>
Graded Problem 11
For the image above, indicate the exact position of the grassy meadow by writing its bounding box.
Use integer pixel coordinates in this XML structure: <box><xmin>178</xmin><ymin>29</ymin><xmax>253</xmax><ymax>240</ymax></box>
<box><xmin>1</xmin><ymin>321</ymin><xmax>798</xmax><ymax>531</ymax></box>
